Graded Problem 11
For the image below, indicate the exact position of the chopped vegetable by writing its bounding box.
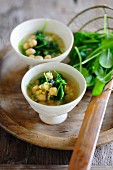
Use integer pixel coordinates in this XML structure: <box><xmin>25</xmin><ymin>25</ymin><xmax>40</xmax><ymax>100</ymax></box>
<box><xmin>69</xmin><ymin>14</ymin><xmax>113</xmax><ymax>96</ymax></box>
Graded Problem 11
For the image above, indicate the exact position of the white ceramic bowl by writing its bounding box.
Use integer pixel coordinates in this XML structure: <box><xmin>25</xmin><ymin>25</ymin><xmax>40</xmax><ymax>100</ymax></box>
<box><xmin>10</xmin><ymin>18</ymin><xmax>74</xmax><ymax>66</ymax></box>
<box><xmin>21</xmin><ymin>62</ymin><xmax>86</xmax><ymax>125</ymax></box>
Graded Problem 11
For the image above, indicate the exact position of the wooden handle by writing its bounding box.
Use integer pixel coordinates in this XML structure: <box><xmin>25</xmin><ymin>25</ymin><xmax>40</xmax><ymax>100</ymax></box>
<box><xmin>69</xmin><ymin>80</ymin><xmax>113</xmax><ymax>170</ymax></box>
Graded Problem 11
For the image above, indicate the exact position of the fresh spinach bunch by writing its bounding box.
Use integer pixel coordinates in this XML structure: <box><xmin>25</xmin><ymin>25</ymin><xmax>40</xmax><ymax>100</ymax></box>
<box><xmin>69</xmin><ymin>14</ymin><xmax>113</xmax><ymax>96</ymax></box>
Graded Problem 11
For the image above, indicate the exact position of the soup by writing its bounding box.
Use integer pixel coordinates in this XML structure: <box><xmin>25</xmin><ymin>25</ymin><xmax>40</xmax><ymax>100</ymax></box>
<box><xmin>27</xmin><ymin>70</ymin><xmax>80</xmax><ymax>106</ymax></box>
<box><xmin>19</xmin><ymin>31</ymin><xmax>65</xmax><ymax>59</ymax></box>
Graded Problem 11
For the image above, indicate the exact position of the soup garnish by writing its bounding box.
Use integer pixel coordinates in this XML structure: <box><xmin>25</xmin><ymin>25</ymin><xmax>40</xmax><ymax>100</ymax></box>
<box><xmin>19</xmin><ymin>31</ymin><xmax>65</xmax><ymax>59</ymax></box>
<box><xmin>27</xmin><ymin>71</ymin><xmax>79</xmax><ymax>106</ymax></box>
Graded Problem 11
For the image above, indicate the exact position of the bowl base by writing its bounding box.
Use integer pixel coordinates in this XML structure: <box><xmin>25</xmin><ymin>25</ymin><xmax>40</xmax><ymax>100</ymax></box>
<box><xmin>39</xmin><ymin>113</ymin><xmax>68</xmax><ymax>125</ymax></box>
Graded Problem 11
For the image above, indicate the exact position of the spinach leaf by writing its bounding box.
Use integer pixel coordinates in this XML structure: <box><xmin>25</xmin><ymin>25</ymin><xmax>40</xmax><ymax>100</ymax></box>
<box><xmin>81</xmin><ymin>68</ymin><xmax>94</xmax><ymax>87</ymax></box>
<box><xmin>38</xmin><ymin>75</ymin><xmax>46</xmax><ymax>85</ymax></box>
<box><xmin>95</xmin><ymin>66</ymin><xmax>105</xmax><ymax>78</ymax></box>
<box><xmin>99</xmin><ymin>49</ymin><xmax>113</xmax><ymax>68</ymax></box>
<box><xmin>92</xmin><ymin>78</ymin><xmax>105</xmax><ymax>96</ymax></box>
<box><xmin>99</xmin><ymin>69</ymin><xmax>113</xmax><ymax>83</ymax></box>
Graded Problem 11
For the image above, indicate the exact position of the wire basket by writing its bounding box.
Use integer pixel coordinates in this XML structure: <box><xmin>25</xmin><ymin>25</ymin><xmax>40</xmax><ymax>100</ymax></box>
<box><xmin>67</xmin><ymin>5</ymin><xmax>113</xmax><ymax>33</ymax></box>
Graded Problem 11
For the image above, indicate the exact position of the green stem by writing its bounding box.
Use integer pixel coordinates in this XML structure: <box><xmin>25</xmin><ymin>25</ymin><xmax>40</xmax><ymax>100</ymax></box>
<box><xmin>104</xmin><ymin>14</ymin><xmax>107</xmax><ymax>34</ymax></box>
<box><xmin>41</xmin><ymin>20</ymin><xmax>48</xmax><ymax>32</ymax></box>
<box><xmin>35</xmin><ymin>44</ymin><xmax>46</xmax><ymax>49</ymax></box>
<box><xmin>57</xmin><ymin>83</ymin><xmax>62</xmax><ymax>95</ymax></box>
<box><xmin>85</xmin><ymin>40</ymin><xmax>113</xmax><ymax>59</ymax></box>
<box><xmin>103</xmin><ymin>69</ymin><xmax>113</xmax><ymax>81</ymax></box>
<box><xmin>73</xmin><ymin>38</ymin><xmax>113</xmax><ymax>68</ymax></box>
<box><xmin>75</xmin><ymin>46</ymin><xmax>82</xmax><ymax>72</ymax></box>
<box><xmin>44</xmin><ymin>73</ymin><xmax>48</xmax><ymax>82</ymax></box>
<box><xmin>73</xmin><ymin>52</ymin><xmax>100</xmax><ymax>67</ymax></box>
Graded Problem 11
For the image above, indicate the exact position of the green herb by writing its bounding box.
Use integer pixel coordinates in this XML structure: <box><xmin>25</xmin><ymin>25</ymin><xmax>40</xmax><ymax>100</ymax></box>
<box><xmin>69</xmin><ymin>14</ymin><xmax>113</xmax><ymax>96</ymax></box>
<box><xmin>54</xmin><ymin>70</ymin><xmax>67</xmax><ymax>99</ymax></box>
<box><xmin>74</xmin><ymin>46</ymin><xmax>82</xmax><ymax>72</ymax></box>
<box><xmin>44</xmin><ymin>73</ymin><xmax>48</xmax><ymax>82</ymax></box>
<box><xmin>38</xmin><ymin>75</ymin><xmax>46</xmax><ymax>84</ymax></box>
<box><xmin>41</xmin><ymin>20</ymin><xmax>49</xmax><ymax>33</ymax></box>
<box><xmin>34</xmin><ymin>32</ymin><xmax>62</xmax><ymax>57</ymax></box>
<box><xmin>38</xmin><ymin>71</ymin><xmax>67</xmax><ymax>100</ymax></box>
<box><xmin>33</xmin><ymin>20</ymin><xmax>62</xmax><ymax>57</ymax></box>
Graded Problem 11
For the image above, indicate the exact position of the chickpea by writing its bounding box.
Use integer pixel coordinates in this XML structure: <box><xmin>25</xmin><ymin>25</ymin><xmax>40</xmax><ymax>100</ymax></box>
<box><xmin>26</xmin><ymin>48</ymin><xmax>36</xmax><ymax>56</ymax></box>
<box><xmin>23</xmin><ymin>42</ymin><xmax>30</xmax><ymax>50</ymax></box>
<box><xmin>39</xmin><ymin>82</ymin><xmax>51</xmax><ymax>91</ymax></box>
<box><xmin>35</xmin><ymin>56</ymin><xmax>43</xmax><ymax>60</ymax></box>
<box><xmin>44</xmin><ymin>55</ymin><xmax>52</xmax><ymax>59</ymax></box>
<box><xmin>42</xmin><ymin>91</ymin><xmax>46</xmax><ymax>94</ymax></box>
<box><xmin>46</xmin><ymin>72</ymin><xmax>53</xmax><ymax>79</ymax></box>
<box><xmin>31</xmin><ymin>85</ymin><xmax>39</xmax><ymax>94</ymax></box>
<box><xmin>43</xmin><ymin>82</ymin><xmax>51</xmax><ymax>91</ymax></box>
<box><xmin>30</xmin><ymin>35</ymin><xmax>36</xmax><ymax>39</ymax></box>
<box><xmin>35</xmin><ymin>90</ymin><xmax>42</xmax><ymax>96</ymax></box>
<box><xmin>49</xmin><ymin>87</ymin><xmax>57</xmax><ymax>96</ymax></box>
<box><xmin>29</xmin><ymin>55</ymin><xmax>35</xmax><ymax>58</ymax></box>
<box><xmin>37</xmin><ymin>94</ymin><xmax>46</xmax><ymax>102</ymax></box>
<box><xmin>29</xmin><ymin>39</ymin><xmax>37</xmax><ymax>47</ymax></box>
<box><xmin>28</xmin><ymin>35</ymin><xmax>36</xmax><ymax>42</ymax></box>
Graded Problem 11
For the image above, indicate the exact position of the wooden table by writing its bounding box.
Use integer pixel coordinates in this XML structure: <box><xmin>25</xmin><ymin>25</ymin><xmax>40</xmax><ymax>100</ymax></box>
<box><xmin>0</xmin><ymin>0</ymin><xmax>113</xmax><ymax>169</ymax></box>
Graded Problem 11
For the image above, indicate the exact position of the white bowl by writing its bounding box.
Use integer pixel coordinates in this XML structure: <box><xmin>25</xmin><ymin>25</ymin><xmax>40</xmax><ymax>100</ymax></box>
<box><xmin>21</xmin><ymin>62</ymin><xmax>86</xmax><ymax>125</ymax></box>
<box><xmin>10</xmin><ymin>18</ymin><xmax>74</xmax><ymax>66</ymax></box>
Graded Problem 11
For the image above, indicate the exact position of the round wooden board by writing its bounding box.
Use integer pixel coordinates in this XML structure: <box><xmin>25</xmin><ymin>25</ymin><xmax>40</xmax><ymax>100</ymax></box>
<box><xmin>0</xmin><ymin>46</ymin><xmax>113</xmax><ymax>150</ymax></box>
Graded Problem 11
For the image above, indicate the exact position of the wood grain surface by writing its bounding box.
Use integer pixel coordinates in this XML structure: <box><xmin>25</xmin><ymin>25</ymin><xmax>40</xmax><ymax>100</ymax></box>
<box><xmin>0</xmin><ymin>0</ymin><xmax>113</xmax><ymax>169</ymax></box>
<box><xmin>0</xmin><ymin>165</ymin><xmax>113</xmax><ymax>170</ymax></box>
<box><xmin>69</xmin><ymin>80</ymin><xmax>113</xmax><ymax>170</ymax></box>
<box><xmin>0</xmin><ymin>47</ymin><xmax>113</xmax><ymax>151</ymax></box>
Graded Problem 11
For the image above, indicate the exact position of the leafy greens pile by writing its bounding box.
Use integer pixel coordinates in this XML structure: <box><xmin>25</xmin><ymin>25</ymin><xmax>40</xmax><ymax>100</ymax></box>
<box><xmin>69</xmin><ymin>14</ymin><xmax>113</xmax><ymax>96</ymax></box>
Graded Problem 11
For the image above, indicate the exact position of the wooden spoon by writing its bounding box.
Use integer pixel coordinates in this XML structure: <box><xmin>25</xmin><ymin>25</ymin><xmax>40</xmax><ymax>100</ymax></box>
<box><xmin>69</xmin><ymin>79</ymin><xmax>113</xmax><ymax>170</ymax></box>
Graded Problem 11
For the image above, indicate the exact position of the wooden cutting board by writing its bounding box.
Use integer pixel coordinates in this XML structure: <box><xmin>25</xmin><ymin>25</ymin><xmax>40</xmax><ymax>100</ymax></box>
<box><xmin>0</xmin><ymin>46</ymin><xmax>113</xmax><ymax>150</ymax></box>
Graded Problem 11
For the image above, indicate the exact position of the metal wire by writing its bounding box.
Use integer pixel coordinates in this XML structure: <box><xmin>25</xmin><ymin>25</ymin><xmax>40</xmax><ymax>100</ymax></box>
<box><xmin>68</xmin><ymin>5</ymin><xmax>113</xmax><ymax>33</ymax></box>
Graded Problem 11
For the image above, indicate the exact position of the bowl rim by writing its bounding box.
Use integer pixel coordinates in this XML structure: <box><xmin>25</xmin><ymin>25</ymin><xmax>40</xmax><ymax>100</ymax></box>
<box><xmin>21</xmin><ymin>62</ymin><xmax>86</xmax><ymax>108</ymax></box>
<box><xmin>10</xmin><ymin>18</ymin><xmax>74</xmax><ymax>62</ymax></box>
